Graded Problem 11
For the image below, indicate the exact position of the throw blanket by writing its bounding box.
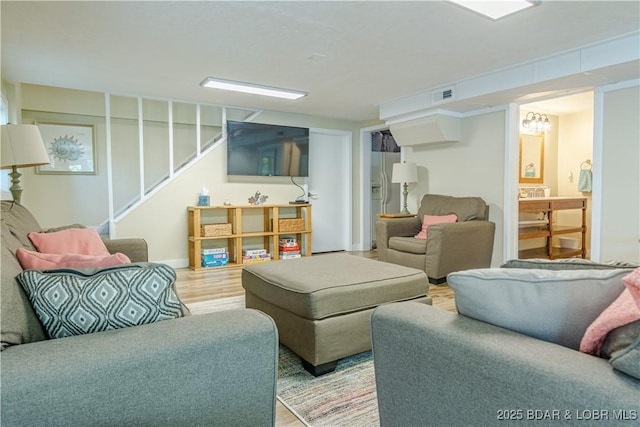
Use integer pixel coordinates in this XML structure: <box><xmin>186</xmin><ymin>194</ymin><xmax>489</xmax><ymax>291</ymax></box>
<box><xmin>580</xmin><ymin>268</ymin><xmax>640</xmax><ymax>355</ymax></box>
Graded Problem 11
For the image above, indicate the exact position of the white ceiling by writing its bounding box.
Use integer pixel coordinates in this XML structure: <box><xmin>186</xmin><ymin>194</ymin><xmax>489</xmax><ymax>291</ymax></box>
<box><xmin>523</xmin><ymin>91</ymin><xmax>594</xmax><ymax>116</ymax></box>
<box><xmin>2</xmin><ymin>1</ymin><xmax>639</xmax><ymax>122</ymax></box>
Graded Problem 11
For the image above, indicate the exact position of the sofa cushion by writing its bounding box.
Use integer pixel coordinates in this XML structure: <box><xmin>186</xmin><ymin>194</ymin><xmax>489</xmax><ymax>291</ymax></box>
<box><xmin>389</xmin><ymin>236</ymin><xmax>426</xmax><ymax>254</ymax></box>
<box><xmin>1</xmin><ymin>201</ymin><xmax>46</xmax><ymax>350</ymax></box>
<box><xmin>28</xmin><ymin>228</ymin><xmax>109</xmax><ymax>256</ymax></box>
<box><xmin>448</xmin><ymin>268</ymin><xmax>629</xmax><ymax>350</ymax></box>
<box><xmin>17</xmin><ymin>263</ymin><xmax>186</xmax><ymax>339</ymax></box>
<box><xmin>600</xmin><ymin>320</ymin><xmax>640</xmax><ymax>380</ymax></box>
<box><xmin>414</xmin><ymin>214</ymin><xmax>457</xmax><ymax>239</ymax></box>
<box><xmin>242</xmin><ymin>253</ymin><xmax>428</xmax><ymax>320</ymax></box>
<box><xmin>502</xmin><ymin>258</ymin><xmax>639</xmax><ymax>270</ymax></box>
<box><xmin>418</xmin><ymin>194</ymin><xmax>487</xmax><ymax>222</ymax></box>
<box><xmin>17</xmin><ymin>248</ymin><xmax>131</xmax><ymax>270</ymax></box>
<box><xmin>601</xmin><ymin>320</ymin><xmax>640</xmax><ymax>358</ymax></box>
<box><xmin>42</xmin><ymin>223</ymin><xmax>86</xmax><ymax>233</ymax></box>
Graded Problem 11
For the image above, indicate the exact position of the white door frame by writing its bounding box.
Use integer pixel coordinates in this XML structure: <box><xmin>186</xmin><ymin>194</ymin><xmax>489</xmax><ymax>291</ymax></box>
<box><xmin>358</xmin><ymin>123</ymin><xmax>393</xmax><ymax>251</ymax></box>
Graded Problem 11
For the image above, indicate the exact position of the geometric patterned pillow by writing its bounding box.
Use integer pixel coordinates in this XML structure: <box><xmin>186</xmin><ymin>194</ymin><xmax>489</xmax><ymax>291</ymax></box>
<box><xmin>17</xmin><ymin>263</ymin><xmax>186</xmax><ymax>339</ymax></box>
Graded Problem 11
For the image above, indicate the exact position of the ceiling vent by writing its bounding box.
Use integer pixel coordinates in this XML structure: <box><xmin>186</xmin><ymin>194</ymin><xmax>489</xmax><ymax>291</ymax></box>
<box><xmin>431</xmin><ymin>87</ymin><xmax>455</xmax><ymax>105</ymax></box>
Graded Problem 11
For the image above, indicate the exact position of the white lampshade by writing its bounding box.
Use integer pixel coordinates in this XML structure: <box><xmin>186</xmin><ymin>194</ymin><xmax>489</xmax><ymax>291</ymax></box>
<box><xmin>1</xmin><ymin>124</ymin><xmax>50</xmax><ymax>169</ymax></box>
<box><xmin>391</xmin><ymin>162</ymin><xmax>418</xmax><ymax>184</ymax></box>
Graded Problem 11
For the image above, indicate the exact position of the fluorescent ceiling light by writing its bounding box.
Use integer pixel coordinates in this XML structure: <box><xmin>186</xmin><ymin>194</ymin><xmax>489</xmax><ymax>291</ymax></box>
<box><xmin>200</xmin><ymin>77</ymin><xmax>307</xmax><ymax>100</ymax></box>
<box><xmin>449</xmin><ymin>0</ymin><xmax>539</xmax><ymax>20</ymax></box>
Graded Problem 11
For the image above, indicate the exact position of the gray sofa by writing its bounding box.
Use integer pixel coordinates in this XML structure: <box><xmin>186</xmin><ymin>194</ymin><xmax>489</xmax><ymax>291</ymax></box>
<box><xmin>376</xmin><ymin>194</ymin><xmax>495</xmax><ymax>284</ymax></box>
<box><xmin>371</xmin><ymin>261</ymin><xmax>640</xmax><ymax>426</ymax></box>
<box><xmin>1</xmin><ymin>201</ymin><xmax>278</xmax><ymax>426</ymax></box>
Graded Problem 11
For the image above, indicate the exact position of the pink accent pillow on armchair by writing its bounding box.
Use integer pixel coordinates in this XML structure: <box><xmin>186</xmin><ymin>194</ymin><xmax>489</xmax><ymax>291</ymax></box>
<box><xmin>16</xmin><ymin>248</ymin><xmax>131</xmax><ymax>270</ymax></box>
<box><xmin>28</xmin><ymin>228</ymin><xmax>110</xmax><ymax>256</ymax></box>
<box><xmin>414</xmin><ymin>214</ymin><xmax>458</xmax><ymax>239</ymax></box>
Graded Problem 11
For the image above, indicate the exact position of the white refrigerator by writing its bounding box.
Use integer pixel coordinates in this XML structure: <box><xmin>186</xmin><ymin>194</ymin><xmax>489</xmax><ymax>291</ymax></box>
<box><xmin>371</xmin><ymin>131</ymin><xmax>401</xmax><ymax>248</ymax></box>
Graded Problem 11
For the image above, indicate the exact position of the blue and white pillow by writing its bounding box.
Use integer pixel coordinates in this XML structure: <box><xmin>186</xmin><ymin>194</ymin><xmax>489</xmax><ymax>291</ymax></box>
<box><xmin>18</xmin><ymin>263</ymin><xmax>186</xmax><ymax>339</ymax></box>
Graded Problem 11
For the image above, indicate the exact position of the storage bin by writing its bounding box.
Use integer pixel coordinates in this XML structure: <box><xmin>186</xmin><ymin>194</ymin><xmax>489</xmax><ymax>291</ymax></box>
<box><xmin>201</xmin><ymin>223</ymin><xmax>232</xmax><ymax>237</ymax></box>
<box><xmin>278</xmin><ymin>218</ymin><xmax>305</xmax><ymax>232</ymax></box>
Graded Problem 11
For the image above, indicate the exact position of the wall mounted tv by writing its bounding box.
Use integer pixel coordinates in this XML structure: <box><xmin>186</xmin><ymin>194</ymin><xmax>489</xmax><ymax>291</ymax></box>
<box><xmin>226</xmin><ymin>121</ymin><xmax>310</xmax><ymax>177</ymax></box>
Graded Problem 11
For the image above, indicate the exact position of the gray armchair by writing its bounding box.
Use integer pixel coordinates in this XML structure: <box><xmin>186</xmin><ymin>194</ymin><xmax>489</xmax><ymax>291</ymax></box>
<box><xmin>376</xmin><ymin>194</ymin><xmax>495</xmax><ymax>284</ymax></box>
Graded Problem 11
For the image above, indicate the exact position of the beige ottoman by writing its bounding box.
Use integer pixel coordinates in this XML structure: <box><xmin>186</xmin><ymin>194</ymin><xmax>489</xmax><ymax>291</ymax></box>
<box><xmin>242</xmin><ymin>253</ymin><xmax>431</xmax><ymax>375</ymax></box>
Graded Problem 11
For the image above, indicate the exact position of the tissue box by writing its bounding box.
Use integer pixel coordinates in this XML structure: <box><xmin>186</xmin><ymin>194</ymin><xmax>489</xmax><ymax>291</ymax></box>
<box><xmin>198</xmin><ymin>195</ymin><xmax>210</xmax><ymax>206</ymax></box>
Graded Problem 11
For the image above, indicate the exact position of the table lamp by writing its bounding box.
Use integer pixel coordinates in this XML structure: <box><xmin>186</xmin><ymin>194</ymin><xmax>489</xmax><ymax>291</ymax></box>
<box><xmin>391</xmin><ymin>161</ymin><xmax>418</xmax><ymax>214</ymax></box>
<box><xmin>1</xmin><ymin>124</ymin><xmax>50</xmax><ymax>204</ymax></box>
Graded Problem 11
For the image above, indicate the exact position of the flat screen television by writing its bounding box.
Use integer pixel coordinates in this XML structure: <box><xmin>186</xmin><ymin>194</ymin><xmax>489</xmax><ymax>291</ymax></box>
<box><xmin>226</xmin><ymin>121</ymin><xmax>310</xmax><ymax>177</ymax></box>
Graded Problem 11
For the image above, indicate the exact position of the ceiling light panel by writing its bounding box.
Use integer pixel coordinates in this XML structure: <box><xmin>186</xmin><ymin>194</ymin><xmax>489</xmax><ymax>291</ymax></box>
<box><xmin>200</xmin><ymin>77</ymin><xmax>307</xmax><ymax>100</ymax></box>
<box><xmin>449</xmin><ymin>0</ymin><xmax>539</xmax><ymax>20</ymax></box>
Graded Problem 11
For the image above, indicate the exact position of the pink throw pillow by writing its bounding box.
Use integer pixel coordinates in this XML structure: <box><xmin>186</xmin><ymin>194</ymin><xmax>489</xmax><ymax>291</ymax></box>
<box><xmin>580</xmin><ymin>267</ymin><xmax>640</xmax><ymax>355</ymax></box>
<box><xmin>16</xmin><ymin>248</ymin><xmax>131</xmax><ymax>270</ymax></box>
<box><xmin>28</xmin><ymin>228</ymin><xmax>109</xmax><ymax>256</ymax></box>
<box><xmin>414</xmin><ymin>214</ymin><xmax>458</xmax><ymax>239</ymax></box>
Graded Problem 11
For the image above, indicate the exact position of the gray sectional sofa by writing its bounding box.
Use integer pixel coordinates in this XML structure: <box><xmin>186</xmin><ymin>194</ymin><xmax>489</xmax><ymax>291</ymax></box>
<box><xmin>1</xmin><ymin>201</ymin><xmax>278</xmax><ymax>426</ymax></box>
<box><xmin>372</xmin><ymin>261</ymin><xmax>640</xmax><ymax>426</ymax></box>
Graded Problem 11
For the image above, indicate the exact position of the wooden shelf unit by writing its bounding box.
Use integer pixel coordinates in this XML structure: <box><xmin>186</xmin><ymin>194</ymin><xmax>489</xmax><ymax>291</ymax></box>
<box><xmin>187</xmin><ymin>204</ymin><xmax>312</xmax><ymax>270</ymax></box>
<box><xmin>518</xmin><ymin>197</ymin><xmax>587</xmax><ymax>260</ymax></box>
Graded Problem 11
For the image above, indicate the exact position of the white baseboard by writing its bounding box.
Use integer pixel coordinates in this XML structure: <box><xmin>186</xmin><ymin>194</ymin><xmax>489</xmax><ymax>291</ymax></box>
<box><xmin>156</xmin><ymin>258</ymin><xmax>189</xmax><ymax>269</ymax></box>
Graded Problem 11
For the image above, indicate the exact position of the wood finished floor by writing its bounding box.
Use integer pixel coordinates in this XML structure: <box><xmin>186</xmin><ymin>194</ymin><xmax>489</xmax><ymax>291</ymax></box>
<box><xmin>174</xmin><ymin>250</ymin><xmax>456</xmax><ymax>427</ymax></box>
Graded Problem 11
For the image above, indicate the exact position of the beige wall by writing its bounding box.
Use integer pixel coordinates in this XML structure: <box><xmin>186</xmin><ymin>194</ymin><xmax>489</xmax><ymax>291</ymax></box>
<box><xmin>556</xmin><ymin>109</ymin><xmax>593</xmax><ymax>254</ymax></box>
<box><xmin>10</xmin><ymin>82</ymin><xmax>639</xmax><ymax>265</ymax></box>
<box><xmin>115</xmin><ymin>144</ymin><xmax>309</xmax><ymax>263</ymax></box>
<box><xmin>15</xmin><ymin>84</ymin><xmax>363</xmax><ymax>264</ymax></box>
<box><xmin>404</xmin><ymin>110</ymin><xmax>506</xmax><ymax>267</ymax></box>
<box><xmin>21</xmin><ymin>84</ymin><xmax>110</xmax><ymax>227</ymax></box>
<box><xmin>600</xmin><ymin>84</ymin><xmax>640</xmax><ymax>262</ymax></box>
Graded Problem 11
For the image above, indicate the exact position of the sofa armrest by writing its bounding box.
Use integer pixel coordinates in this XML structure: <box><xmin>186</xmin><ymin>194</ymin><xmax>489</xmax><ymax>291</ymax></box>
<box><xmin>103</xmin><ymin>237</ymin><xmax>148</xmax><ymax>262</ymax></box>
<box><xmin>372</xmin><ymin>302</ymin><xmax>640</xmax><ymax>427</ymax></box>
<box><xmin>375</xmin><ymin>217</ymin><xmax>421</xmax><ymax>260</ymax></box>
<box><xmin>425</xmin><ymin>220</ymin><xmax>495</xmax><ymax>279</ymax></box>
<box><xmin>1</xmin><ymin>309</ymin><xmax>278</xmax><ymax>427</ymax></box>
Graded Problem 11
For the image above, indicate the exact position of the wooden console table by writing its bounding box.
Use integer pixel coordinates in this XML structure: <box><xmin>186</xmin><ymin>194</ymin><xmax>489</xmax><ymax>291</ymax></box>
<box><xmin>518</xmin><ymin>197</ymin><xmax>587</xmax><ymax>259</ymax></box>
<box><xmin>378</xmin><ymin>213</ymin><xmax>416</xmax><ymax>219</ymax></box>
<box><xmin>187</xmin><ymin>204</ymin><xmax>312</xmax><ymax>270</ymax></box>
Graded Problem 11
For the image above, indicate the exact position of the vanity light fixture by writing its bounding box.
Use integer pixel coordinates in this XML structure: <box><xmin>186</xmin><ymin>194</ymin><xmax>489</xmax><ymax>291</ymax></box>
<box><xmin>200</xmin><ymin>77</ymin><xmax>307</xmax><ymax>100</ymax></box>
<box><xmin>522</xmin><ymin>112</ymin><xmax>552</xmax><ymax>133</ymax></box>
<box><xmin>448</xmin><ymin>0</ymin><xmax>539</xmax><ymax>20</ymax></box>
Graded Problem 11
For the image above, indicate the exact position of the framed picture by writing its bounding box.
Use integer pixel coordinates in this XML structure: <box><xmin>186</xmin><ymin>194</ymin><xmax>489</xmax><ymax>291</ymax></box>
<box><xmin>36</xmin><ymin>122</ymin><xmax>96</xmax><ymax>175</ymax></box>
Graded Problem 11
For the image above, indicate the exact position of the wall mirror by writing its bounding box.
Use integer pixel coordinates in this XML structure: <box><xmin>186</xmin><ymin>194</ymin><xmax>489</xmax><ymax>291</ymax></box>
<box><xmin>519</xmin><ymin>134</ymin><xmax>544</xmax><ymax>183</ymax></box>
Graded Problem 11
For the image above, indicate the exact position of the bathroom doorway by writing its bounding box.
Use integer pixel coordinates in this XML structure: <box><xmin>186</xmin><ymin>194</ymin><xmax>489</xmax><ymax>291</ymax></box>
<box><xmin>517</xmin><ymin>91</ymin><xmax>594</xmax><ymax>259</ymax></box>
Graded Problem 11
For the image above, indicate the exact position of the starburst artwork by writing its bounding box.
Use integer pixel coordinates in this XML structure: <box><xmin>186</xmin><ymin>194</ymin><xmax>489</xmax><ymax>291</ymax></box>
<box><xmin>50</xmin><ymin>135</ymin><xmax>84</xmax><ymax>162</ymax></box>
<box><xmin>36</xmin><ymin>123</ymin><xmax>96</xmax><ymax>174</ymax></box>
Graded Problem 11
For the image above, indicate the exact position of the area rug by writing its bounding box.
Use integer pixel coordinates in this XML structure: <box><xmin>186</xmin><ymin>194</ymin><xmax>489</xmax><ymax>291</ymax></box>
<box><xmin>186</xmin><ymin>296</ymin><xmax>380</xmax><ymax>427</ymax></box>
<box><xmin>278</xmin><ymin>345</ymin><xmax>378</xmax><ymax>427</ymax></box>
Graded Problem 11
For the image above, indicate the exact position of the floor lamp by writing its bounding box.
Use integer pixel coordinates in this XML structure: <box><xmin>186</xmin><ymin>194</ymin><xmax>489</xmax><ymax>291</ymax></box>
<box><xmin>391</xmin><ymin>162</ymin><xmax>418</xmax><ymax>214</ymax></box>
<box><xmin>1</xmin><ymin>124</ymin><xmax>51</xmax><ymax>204</ymax></box>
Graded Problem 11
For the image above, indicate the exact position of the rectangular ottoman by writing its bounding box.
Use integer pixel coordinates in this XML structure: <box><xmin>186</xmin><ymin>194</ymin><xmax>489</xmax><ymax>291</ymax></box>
<box><xmin>242</xmin><ymin>253</ymin><xmax>431</xmax><ymax>375</ymax></box>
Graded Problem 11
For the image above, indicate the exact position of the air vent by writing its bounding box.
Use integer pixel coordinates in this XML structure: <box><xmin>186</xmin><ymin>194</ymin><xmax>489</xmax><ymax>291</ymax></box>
<box><xmin>432</xmin><ymin>87</ymin><xmax>455</xmax><ymax>105</ymax></box>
